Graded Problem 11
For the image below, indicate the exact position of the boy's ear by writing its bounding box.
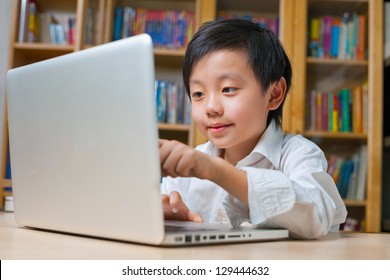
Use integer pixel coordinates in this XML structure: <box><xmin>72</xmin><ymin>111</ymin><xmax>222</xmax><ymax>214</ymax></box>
<box><xmin>268</xmin><ymin>77</ymin><xmax>286</xmax><ymax>110</ymax></box>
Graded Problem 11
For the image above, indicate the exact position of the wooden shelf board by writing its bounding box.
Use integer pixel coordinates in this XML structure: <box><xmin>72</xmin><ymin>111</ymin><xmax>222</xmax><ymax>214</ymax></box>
<box><xmin>13</xmin><ymin>42</ymin><xmax>74</xmax><ymax>52</ymax></box>
<box><xmin>303</xmin><ymin>130</ymin><xmax>367</xmax><ymax>140</ymax></box>
<box><xmin>307</xmin><ymin>57</ymin><xmax>368</xmax><ymax>66</ymax></box>
<box><xmin>344</xmin><ymin>199</ymin><xmax>366</xmax><ymax>207</ymax></box>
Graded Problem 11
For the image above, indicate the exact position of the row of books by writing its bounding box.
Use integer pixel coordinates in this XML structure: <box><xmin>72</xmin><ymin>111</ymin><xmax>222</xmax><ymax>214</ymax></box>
<box><xmin>18</xmin><ymin>0</ymin><xmax>98</xmax><ymax>45</ymax></box>
<box><xmin>309</xmin><ymin>13</ymin><xmax>367</xmax><ymax>60</ymax></box>
<box><xmin>44</xmin><ymin>14</ymin><xmax>77</xmax><ymax>45</ymax></box>
<box><xmin>113</xmin><ymin>7</ymin><xmax>195</xmax><ymax>49</ymax></box>
<box><xmin>217</xmin><ymin>11</ymin><xmax>279</xmax><ymax>37</ymax></box>
<box><xmin>155</xmin><ymin>80</ymin><xmax>191</xmax><ymax>125</ymax></box>
<box><xmin>306</xmin><ymin>82</ymin><xmax>368</xmax><ymax>133</ymax></box>
<box><xmin>18</xmin><ymin>0</ymin><xmax>77</xmax><ymax>45</ymax></box>
<box><xmin>327</xmin><ymin>145</ymin><xmax>367</xmax><ymax>201</ymax></box>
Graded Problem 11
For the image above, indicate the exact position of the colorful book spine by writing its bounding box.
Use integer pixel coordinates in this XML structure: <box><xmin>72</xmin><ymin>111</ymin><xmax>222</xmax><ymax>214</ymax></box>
<box><xmin>310</xmin><ymin>18</ymin><xmax>320</xmax><ymax>57</ymax></box>
<box><xmin>323</xmin><ymin>16</ymin><xmax>333</xmax><ymax>58</ymax></box>
<box><xmin>113</xmin><ymin>6</ymin><xmax>124</xmax><ymax>40</ymax></box>
<box><xmin>18</xmin><ymin>0</ymin><xmax>29</xmax><ymax>43</ymax></box>
<box><xmin>28</xmin><ymin>0</ymin><xmax>39</xmax><ymax>42</ymax></box>
<box><xmin>332</xmin><ymin>93</ymin><xmax>338</xmax><ymax>132</ymax></box>
<box><xmin>330</xmin><ymin>19</ymin><xmax>340</xmax><ymax>58</ymax></box>
<box><xmin>362</xmin><ymin>81</ymin><xmax>368</xmax><ymax>133</ymax></box>
<box><xmin>357</xmin><ymin>14</ymin><xmax>367</xmax><ymax>60</ymax></box>
<box><xmin>316</xmin><ymin>91</ymin><xmax>322</xmax><ymax>130</ymax></box>
<box><xmin>353</xmin><ymin>85</ymin><xmax>363</xmax><ymax>133</ymax></box>
<box><xmin>322</xmin><ymin>92</ymin><xmax>328</xmax><ymax>131</ymax></box>
<box><xmin>340</xmin><ymin>88</ymin><xmax>351</xmax><ymax>132</ymax></box>
<box><xmin>328</xmin><ymin>92</ymin><xmax>333</xmax><ymax>131</ymax></box>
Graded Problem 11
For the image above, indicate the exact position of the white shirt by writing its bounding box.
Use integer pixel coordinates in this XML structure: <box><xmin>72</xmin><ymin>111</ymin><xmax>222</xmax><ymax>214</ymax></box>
<box><xmin>161</xmin><ymin>120</ymin><xmax>347</xmax><ymax>239</ymax></box>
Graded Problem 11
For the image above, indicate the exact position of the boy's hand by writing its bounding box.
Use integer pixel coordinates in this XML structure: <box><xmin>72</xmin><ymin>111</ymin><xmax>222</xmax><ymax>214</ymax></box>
<box><xmin>162</xmin><ymin>191</ymin><xmax>203</xmax><ymax>222</ymax></box>
<box><xmin>159</xmin><ymin>139</ymin><xmax>216</xmax><ymax>180</ymax></box>
<box><xmin>159</xmin><ymin>138</ymin><xmax>249</xmax><ymax>206</ymax></box>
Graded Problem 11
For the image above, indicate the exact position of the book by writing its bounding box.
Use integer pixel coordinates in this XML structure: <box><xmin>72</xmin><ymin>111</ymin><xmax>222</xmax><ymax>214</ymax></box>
<box><xmin>18</xmin><ymin>0</ymin><xmax>30</xmax><ymax>43</ymax></box>
<box><xmin>356</xmin><ymin>145</ymin><xmax>368</xmax><ymax>200</ymax></box>
<box><xmin>322</xmin><ymin>16</ymin><xmax>332</xmax><ymax>58</ymax></box>
<box><xmin>353</xmin><ymin>85</ymin><xmax>363</xmax><ymax>133</ymax></box>
<box><xmin>330</xmin><ymin>18</ymin><xmax>340</xmax><ymax>58</ymax></box>
<box><xmin>113</xmin><ymin>6</ymin><xmax>124</xmax><ymax>40</ymax></box>
<box><xmin>328</xmin><ymin>92</ymin><xmax>333</xmax><ymax>131</ymax></box>
<box><xmin>321</xmin><ymin>92</ymin><xmax>328</xmax><ymax>131</ymax></box>
<box><xmin>340</xmin><ymin>88</ymin><xmax>351</xmax><ymax>132</ymax></box>
<box><xmin>27</xmin><ymin>0</ymin><xmax>39</xmax><ymax>42</ymax></box>
<box><xmin>316</xmin><ymin>91</ymin><xmax>322</xmax><ymax>130</ymax></box>
<box><xmin>166</xmin><ymin>82</ymin><xmax>178</xmax><ymax>124</ymax></box>
<box><xmin>309</xmin><ymin>89</ymin><xmax>316</xmax><ymax>130</ymax></box>
<box><xmin>5</xmin><ymin>146</ymin><xmax>11</xmax><ymax>179</ymax></box>
<box><xmin>338</xmin><ymin>13</ymin><xmax>349</xmax><ymax>60</ymax></box>
<box><xmin>357</xmin><ymin>14</ymin><xmax>366</xmax><ymax>60</ymax></box>
<box><xmin>362</xmin><ymin>81</ymin><xmax>368</xmax><ymax>133</ymax></box>
<box><xmin>346</xmin><ymin>152</ymin><xmax>359</xmax><ymax>200</ymax></box>
<box><xmin>332</xmin><ymin>93</ymin><xmax>338</xmax><ymax>132</ymax></box>
<box><xmin>309</xmin><ymin>17</ymin><xmax>320</xmax><ymax>57</ymax></box>
<box><xmin>155</xmin><ymin>80</ymin><xmax>167</xmax><ymax>123</ymax></box>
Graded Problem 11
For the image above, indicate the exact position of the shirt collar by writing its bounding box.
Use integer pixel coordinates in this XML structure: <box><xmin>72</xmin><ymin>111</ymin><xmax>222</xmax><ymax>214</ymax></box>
<box><xmin>248</xmin><ymin>120</ymin><xmax>283</xmax><ymax>168</ymax></box>
<box><xmin>202</xmin><ymin>120</ymin><xmax>283</xmax><ymax>168</ymax></box>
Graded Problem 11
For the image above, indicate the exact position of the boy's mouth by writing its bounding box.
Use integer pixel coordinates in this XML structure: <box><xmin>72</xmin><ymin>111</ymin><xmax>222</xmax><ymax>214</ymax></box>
<box><xmin>207</xmin><ymin>123</ymin><xmax>233</xmax><ymax>132</ymax></box>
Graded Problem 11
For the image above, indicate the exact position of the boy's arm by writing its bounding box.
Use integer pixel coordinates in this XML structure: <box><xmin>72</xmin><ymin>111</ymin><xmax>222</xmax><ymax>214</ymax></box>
<box><xmin>159</xmin><ymin>139</ymin><xmax>248</xmax><ymax>206</ymax></box>
<box><xmin>209</xmin><ymin>156</ymin><xmax>248</xmax><ymax>205</ymax></box>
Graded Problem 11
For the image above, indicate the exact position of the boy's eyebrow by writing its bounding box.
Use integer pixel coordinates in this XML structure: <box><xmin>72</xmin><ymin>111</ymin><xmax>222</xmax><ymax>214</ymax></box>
<box><xmin>190</xmin><ymin>73</ymin><xmax>244</xmax><ymax>86</ymax></box>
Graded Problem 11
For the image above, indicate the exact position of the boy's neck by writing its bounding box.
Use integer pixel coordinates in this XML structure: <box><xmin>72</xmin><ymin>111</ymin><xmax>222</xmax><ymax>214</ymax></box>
<box><xmin>220</xmin><ymin>142</ymin><xmax>258</xmax><ymax>166</ymax></box>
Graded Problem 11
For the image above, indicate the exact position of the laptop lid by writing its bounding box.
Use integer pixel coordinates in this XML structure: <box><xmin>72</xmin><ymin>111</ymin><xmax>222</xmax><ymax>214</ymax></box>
<box><xmin>7</xmin><ymin>34</ymin><xmax>166</xmax><ymax>245</ymax></box>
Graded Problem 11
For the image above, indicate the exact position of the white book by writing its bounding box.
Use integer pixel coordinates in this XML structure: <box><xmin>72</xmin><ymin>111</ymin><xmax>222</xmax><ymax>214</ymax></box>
<box><xmin>356</xmin><ymin>145</ymin><xmax>368</xmax><ymax>201</ymax></box>
<box><xmin>346</xmin><ymin>152</ymin><xmax>360</xmax><ymax>200</ymax></box>
<box><xmin>18</xmin><ymin>0</ymin><xmax>29</xmax><ymax>42</ymax></box>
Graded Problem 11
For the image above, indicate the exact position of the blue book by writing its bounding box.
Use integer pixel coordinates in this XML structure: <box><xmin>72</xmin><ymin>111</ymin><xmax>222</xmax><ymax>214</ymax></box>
<box><xmin>156</xmin><ymin>80</ymin><xmax>167</xmax><ymax>123</ymax></box>
<box><xmin>331</xmin><ymin>22</ymin><xmax>340</xmax><ymax>57</ymax></box>
<box><xmin>5</xmin><ymin>147</ymin><xmax>11</xmax><ymax>179</ymax></box>
<box><xmin>113</xmin><ymin>6</ymin><xmax>124</xmax><ymax>41</ymax></box>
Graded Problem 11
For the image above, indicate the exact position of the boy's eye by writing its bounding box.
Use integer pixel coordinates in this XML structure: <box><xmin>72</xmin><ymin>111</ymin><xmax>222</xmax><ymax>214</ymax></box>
<box><xmin>191</xmin><ymin>91</ymin><xmax>204</xmax><ymax>99</ymax></box>
<box><xmin>222</xmin><ymin>87</ymin><xmax>237</xmax><ymax>93</ymax></box>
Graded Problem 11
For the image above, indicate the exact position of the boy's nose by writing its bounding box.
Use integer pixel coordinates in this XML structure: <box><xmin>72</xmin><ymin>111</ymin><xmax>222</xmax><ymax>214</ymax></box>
<box><xmin>205</xmin><ymin>94</ymin><xmax>224</xmax><ymax>116</ymax></box>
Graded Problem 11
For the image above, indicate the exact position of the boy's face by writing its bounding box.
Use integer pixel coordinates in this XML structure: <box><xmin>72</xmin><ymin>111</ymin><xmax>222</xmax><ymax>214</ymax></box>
<box><xmin>189</xmin><ymin>50</ymin><xmax>272</xmax><ymax>154</ymax></box>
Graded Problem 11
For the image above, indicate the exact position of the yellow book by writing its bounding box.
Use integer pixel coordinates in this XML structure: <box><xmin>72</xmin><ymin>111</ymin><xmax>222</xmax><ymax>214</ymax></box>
<box><xmin>353</xmin><ymin>85</ymin><xmax>363</xmax><ymax>133</ymax></box>
<box><xmin>332</xmin><ymin>93</ymin><xmax>338</xmax><ymax>132</ymax></box>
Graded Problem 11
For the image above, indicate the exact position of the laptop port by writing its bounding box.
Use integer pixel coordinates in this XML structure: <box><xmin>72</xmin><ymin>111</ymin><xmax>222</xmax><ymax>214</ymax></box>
<box><xmin>185</xmin><ymin>235</ymin><xmax>192</xmax><ymax>243</ymax></box>
<box><xmin>174</xmin><ymin>236</ymin><xmax>183</xmax><ymax>242</ymax></box>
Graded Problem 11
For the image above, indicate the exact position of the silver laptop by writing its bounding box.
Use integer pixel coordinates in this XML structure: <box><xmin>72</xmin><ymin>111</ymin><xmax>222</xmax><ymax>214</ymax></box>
<box><xmin>6</xmin><ymin>34</ymin><xmax>289</xmax><ymax>246</ymax></box>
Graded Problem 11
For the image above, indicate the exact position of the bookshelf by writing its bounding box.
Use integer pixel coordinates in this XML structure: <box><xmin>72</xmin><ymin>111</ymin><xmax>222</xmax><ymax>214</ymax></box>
<box><xmin>291</xmin><ymin>0</ymin><xmax>383</xmax><ymax>232</ymax></box>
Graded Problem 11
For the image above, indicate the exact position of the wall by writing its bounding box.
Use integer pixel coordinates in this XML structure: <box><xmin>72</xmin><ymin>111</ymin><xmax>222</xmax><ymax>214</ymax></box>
<box><xmin>0</xmin><ymin>0</ymin><xmax>12</xmax><ymax>170</ymax></box>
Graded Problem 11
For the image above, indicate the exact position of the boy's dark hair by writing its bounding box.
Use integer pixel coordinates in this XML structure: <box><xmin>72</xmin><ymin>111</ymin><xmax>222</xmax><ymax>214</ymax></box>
<box><xmin>183</xmin><ymin>18</ymin><xmax>292</xmax><ymax>128</ymax></box>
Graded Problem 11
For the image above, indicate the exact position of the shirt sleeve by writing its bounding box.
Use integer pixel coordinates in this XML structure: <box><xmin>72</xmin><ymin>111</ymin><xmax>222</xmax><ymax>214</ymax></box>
<box><xmin>223</xmin><ymin>137</ymin><xmax>347</xmax><ymax>239</ymax></box>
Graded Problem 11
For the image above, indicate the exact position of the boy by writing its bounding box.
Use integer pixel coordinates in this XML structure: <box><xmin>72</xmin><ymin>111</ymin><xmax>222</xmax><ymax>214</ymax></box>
<box><xmin>159</xmin><ymin>19</ymin><xmax>347</xmax><ymax>239</ymax></box>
